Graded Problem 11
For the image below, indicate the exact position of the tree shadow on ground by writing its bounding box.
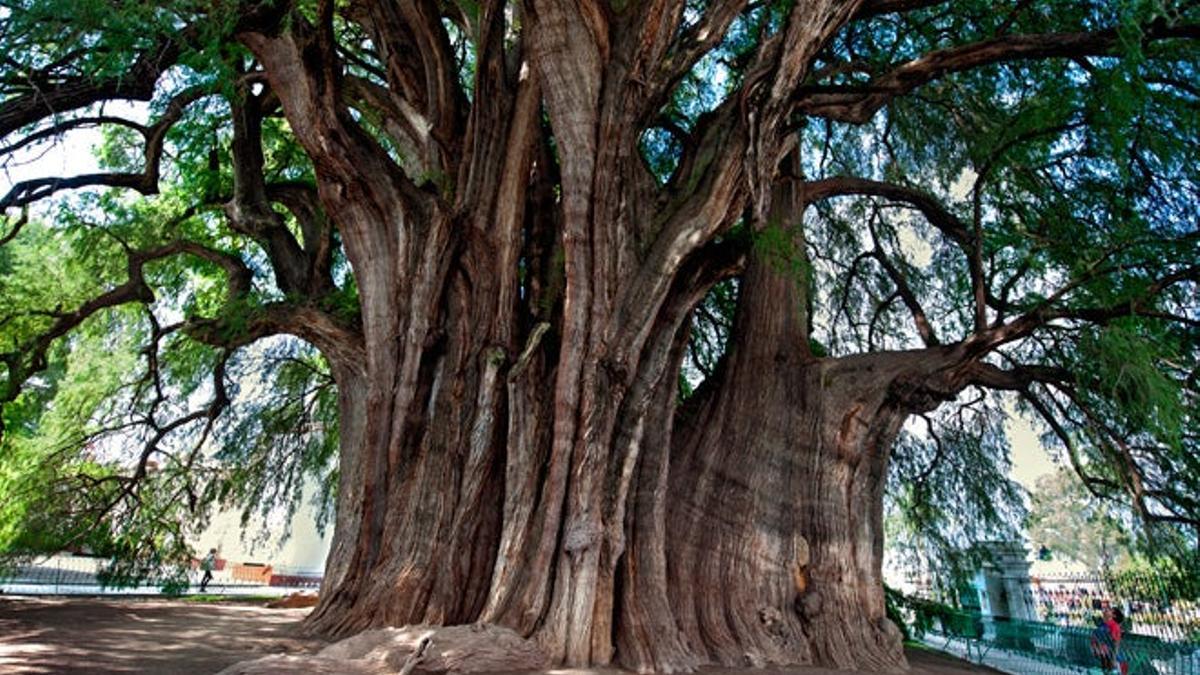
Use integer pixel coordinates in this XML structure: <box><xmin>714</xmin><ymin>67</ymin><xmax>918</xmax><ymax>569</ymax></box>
<box><xmin>0</xmin><ymin>597</ymin><xmax>323</xmax><ymax>674</ymax></box>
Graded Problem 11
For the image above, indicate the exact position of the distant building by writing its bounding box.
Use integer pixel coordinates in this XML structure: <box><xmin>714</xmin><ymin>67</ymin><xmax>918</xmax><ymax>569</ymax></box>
<box><xmin>962</xmin><ymin>541</ymin><xmax>1036</xmax><ymax>621</ymax></box>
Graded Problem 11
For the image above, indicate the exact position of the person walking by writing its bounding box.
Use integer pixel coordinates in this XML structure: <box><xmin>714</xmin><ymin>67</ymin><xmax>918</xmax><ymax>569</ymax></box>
<box><xmin>199</xmin><ymin>549</ymin><xmax>217</xmax><ymax>593</ymax></box>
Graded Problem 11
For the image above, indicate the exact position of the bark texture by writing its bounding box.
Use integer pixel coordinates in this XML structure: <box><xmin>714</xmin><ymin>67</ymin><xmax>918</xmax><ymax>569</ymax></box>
<box><xmin>216</xmin><ymin>3</ymin><xmax>1071</xmax><ymax>673</ymax></box>
<box><xmin>3</xmin><ymin>2</ymin><xmax>1195</xmax><ymax>673</ymax></box>
<box><xmin>237</xmin><ymin>6</ymin><xmax>905</xmax><ymax>669</ymax></box>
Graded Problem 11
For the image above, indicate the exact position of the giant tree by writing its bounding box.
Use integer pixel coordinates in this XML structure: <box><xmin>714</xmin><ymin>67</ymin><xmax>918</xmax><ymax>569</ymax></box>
<box><xmin>2</xmin><ymin>0</ymin><xmax>1198</xmax><ymax>672</ymax></box>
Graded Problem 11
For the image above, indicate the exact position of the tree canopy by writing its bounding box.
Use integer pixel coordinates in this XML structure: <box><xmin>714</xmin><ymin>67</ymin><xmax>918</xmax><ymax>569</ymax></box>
<box><xmin>0</xmin><ymin>0</ymin><xmax>1197</xmax><ymax>667</ymax></box>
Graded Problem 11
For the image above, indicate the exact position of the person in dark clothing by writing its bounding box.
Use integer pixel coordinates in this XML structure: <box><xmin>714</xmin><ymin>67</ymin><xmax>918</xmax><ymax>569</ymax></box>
<box><xmin>1091</xmin><ymin>607</ymin><xmax>1117</xmax><ymax>672</ymax></box>
<box><xmin>198</xmin><ymin>549</ymin><xmax>217</xmax><ymax>593</ymax></box>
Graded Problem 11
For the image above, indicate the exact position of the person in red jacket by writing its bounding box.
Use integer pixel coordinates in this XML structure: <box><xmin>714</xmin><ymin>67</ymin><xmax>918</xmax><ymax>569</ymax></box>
<box><xmin>1091</xmin><ymin>606</ymin><xmax>1123</xmax><ymax>673</ymax></box>
<box><xmin>1108</xmin><ymin>607</ymin><xmax>1129</xmax><ymax>675</ymax></box>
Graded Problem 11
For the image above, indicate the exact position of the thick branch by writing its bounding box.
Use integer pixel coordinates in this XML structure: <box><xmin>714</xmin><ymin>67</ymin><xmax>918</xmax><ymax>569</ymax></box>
<box><xmin>654</xmin><ymin>0</ymin><xmax>750</xmax><ymax>104</ymax></box>
<box><xmin>225</xmin><ymin>89</ymin><xmax>332</xmax><ymax>297</ymax></box>
<box><xmin>796</xmin><ymin>22</ymin><xmax>1200</xmax><ymax>123</ymax></box>
<box><xmin>0</xmin><ymin>239</ymin><xmax>252</xmax><ymax>413</ymax></box>
<box><xmin>357</xmin><ymin>0</ymin><xmax>466</xmax><ymax>161</ymax></box>
<box><xmin>186</xmin><ymin>302</ymin><xmax>365</xmax><ymax>374</ymax></box>
<box><xmin>0</xmin><ymin>87</ymin><xmax>209</xmax><ymax>210</ymax></box>
<box><xmin>0</xmin><ymin>36</ymin><xmax>184</xmax><ymax>137</ymax></box>
<box><xmin>963</xmin><ymin>361</ymin><xmax>1073</xmax><ymax>391</ymax></box>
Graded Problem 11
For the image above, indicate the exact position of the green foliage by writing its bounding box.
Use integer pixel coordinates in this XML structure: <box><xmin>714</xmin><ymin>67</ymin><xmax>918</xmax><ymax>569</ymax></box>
<box><xmin>0</xmin><ymin>74</ymin><xmax>339</xmax><ymax>582</ymax></box>
<box><xmin>1105</xmin><ymin>552</ymin><xmax>1200</xmax><ymax>602</ymax></box>
<box><xmin>204</xmin><ymin>339</ymin><xmax>341</xmax><ymax>544</ymax></box>
<box><xmin>885</xmin><ymin>585</ymin><xmax>964</xmax><ymax>641</ymax></box>
<box><xmin>1027</xmin><ymin>469</ymin><xmax>1135</xmax><ymax>569</ymax></box>
<box><xmin>796</xmin><ymin>0</ymin><xmax>1200</xmax><ymax>569</ymax></box>
<box><xmin>886</xmin><ymin>394</ymin><xmax>1027</xmax><ymax>582</ymax></box>
<box><xmin>884</xmin><ymin>585</ymin><xmax>913</xmax><ymax>641</ymax></box>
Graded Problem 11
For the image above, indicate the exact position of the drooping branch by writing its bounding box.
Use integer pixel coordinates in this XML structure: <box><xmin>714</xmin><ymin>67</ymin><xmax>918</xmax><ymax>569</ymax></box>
<box><xmin>184</xmin><ymin>302</ymin><xmax>365</xmax><ymax>373</ymax></box>
<box><xmin>803</xmin><ymin>176</ymin><xmax>973</xmax><ymax>248</ymax></box>
<box><xmin>805</xmin><ymin>175</ymin><xmax>984</xmax><ymax>340</ymax></box>
<box><xmin>795</xmin><ymin>21</ymin><xmax>1200</xmax><ymax>123</ymax></box>
<box><xmin>1022</xmin><ymin>387</ymin><xmax>1116</xmax><ymax>497</ymax></box>
<box><xmin>867</xmin><ymin>210</ymin><xmax>939</xmax><ymax>346</ymax></box>
<box><xmin>979</xmin><ymin>263</ymin><xmax>1200</xmax><ymax>351</ymax></box>
<box><xmin>1050</xmin><ymin>381</ymin><xmax>1200</xmax><ymax>528</ymax></box>
<box><xmin>961</xmin><ymin>360</ymin><xmax>1073</xmax><ymax>391</ymax></box>
<box><xmin>60</xmin><ymin>338</ymin><xmax>236</xmax><ymax>552</ymax></box>
<box><xmin>0</xmin><ymin>238</ymin><xmax>253</xmax><ymax>422</ymax></box>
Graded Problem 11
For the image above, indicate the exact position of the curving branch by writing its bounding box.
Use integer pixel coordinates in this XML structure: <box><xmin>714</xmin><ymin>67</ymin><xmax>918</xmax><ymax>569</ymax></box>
<box><xmin>1052</xmin><ymin>381</ymin><xmax>1200</xmax><ymax>528</ymax></box>
<box><xmin>795</xmin><ymin>21</ymin><xmax>1200</xmax><ymax>124</ymax></box>
<box><xmin>0</xmin><ymin>238</ymin><xmax>253</xmax><ymax>421</ymax></box>
<box><xmin>1019</xmin><ymin>386</ymin><xmax>1119</xmax><ymax>500</ymax></box>
<box><xmin>806</xmin><ymin>175</ymin><xmax>985</xmax><ymax>340</ymax></box>
<box><xmin>803</xmin><ymin>175</ymin><xmax>974</xmax><ymax>248</ymax></box>
<box><xmin>0</xmin><ymin>115</ymin><xmax>145</xmax><ymax>157</ymax></box>
<box><xmin>0</xmin><ymin>87</ymin><xmax>210</xmax><ymax>210</ymax></box>
<box><xmin>0</xmin><ymin>34</ymin><xmax>186</xmax><ymax>137</ymax></box>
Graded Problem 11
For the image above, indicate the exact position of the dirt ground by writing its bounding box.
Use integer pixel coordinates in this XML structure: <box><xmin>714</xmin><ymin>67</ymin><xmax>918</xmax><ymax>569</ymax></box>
<box><xmin>0</xmin><ymin>596</ymin><xmax>1001</xmax><ymax>675</ymax></box>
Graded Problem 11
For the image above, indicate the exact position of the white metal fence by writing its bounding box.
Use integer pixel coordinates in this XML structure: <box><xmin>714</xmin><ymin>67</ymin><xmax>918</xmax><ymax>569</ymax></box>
<box><xmin>0</xmin><ymin>554</ymin><xmax>322</xmax><ymax>596</ymax></box>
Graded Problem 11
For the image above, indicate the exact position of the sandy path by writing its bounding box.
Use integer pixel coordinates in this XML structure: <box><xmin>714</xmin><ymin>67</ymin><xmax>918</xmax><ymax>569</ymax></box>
<box><xmin>0</xmin><ymin>596</ymin><xmax>1000</xmax><ymax>674</ymax></box>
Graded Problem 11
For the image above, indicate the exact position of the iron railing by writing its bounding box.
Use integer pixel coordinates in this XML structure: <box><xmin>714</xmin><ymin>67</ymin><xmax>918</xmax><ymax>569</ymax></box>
<box><xmin>922</xmin><ymin>609</ymin><xmax>1200</xmax><ymax>674</ymax></box>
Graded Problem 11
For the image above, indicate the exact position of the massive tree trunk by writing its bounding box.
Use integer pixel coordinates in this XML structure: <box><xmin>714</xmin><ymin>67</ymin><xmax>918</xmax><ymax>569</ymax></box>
<box><xmin>660</xmin><ymin>177</ymin><xmax>913</xmax><ymax>672</ymax></box>
<box><xmin>6</xmin><ymin>1</ymin><xmax>1195</xmax><ymax>673</ymax></box>
<box><xmin>239</xmin><ymin>3</ymin><xmax>922</xmax><ymax>673</ymax></box>
<box><xmin>667</xmin><ymin>253</ymin><xmax>910</xmax><ymax>672</ymax></box>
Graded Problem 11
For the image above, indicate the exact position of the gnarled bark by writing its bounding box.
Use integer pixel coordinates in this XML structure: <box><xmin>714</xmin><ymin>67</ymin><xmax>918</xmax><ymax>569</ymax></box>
<box><xmin>666</xmin><ymin>245</ymin><xmax>912</xmax><ymax>672</ymax></box>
